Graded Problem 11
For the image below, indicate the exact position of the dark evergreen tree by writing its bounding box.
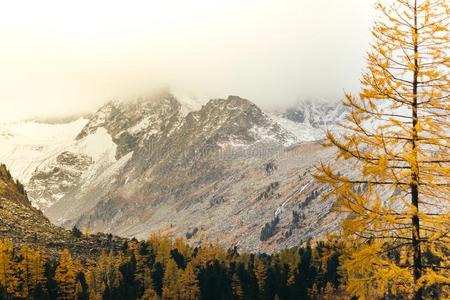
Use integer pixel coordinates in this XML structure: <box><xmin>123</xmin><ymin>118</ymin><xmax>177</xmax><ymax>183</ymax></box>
<box><xmin>152</xmin><ymin>262</ymin><xmax>164</xmax><ymax>296</ymax></box>
<box><xmin>198</xmin><ymin>260</ymin><xmax>233</xmax><ymax>300</ymax></box>
<box><xmin>71</xmin><ymin>226</ymin><xmax>82</xmax><ymax>238</ymax></box>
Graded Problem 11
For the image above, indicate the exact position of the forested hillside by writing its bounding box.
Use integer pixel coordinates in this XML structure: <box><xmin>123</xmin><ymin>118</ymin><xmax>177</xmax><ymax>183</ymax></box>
<box><xmin>0</xmin><ymin>236</ymin><xmax>344</xmax><ymax>300</ymax></box>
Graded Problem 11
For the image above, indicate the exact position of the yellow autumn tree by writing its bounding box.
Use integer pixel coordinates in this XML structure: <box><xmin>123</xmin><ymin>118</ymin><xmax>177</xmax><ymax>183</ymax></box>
<box><xmin>162</xmin><ymin>259</ymin><xmax>180</xmax><ymax>300</ymax></box>
<box><xmin>55</xmin><ymin>249</ymin><xmax>83</xmax><ymax>300</ymax></box>
<box><xmin>278</xmin><ymin>248</ymin><xmax>300</xmax><ymax>288</ymax></box>
<box><xmin>174</xmin><ymin>237</ymin><xmax>192</xmax><ymax>261</ymax></box>
<box><xmin>85</xmin><ymin>266</ymin><xmax>103</xmax><ymax>300</ymax></box>
<box><xmin>148</xmin><ymin>234</ymin><xmax>172</xmax><ymax>265</ymax></box>
<box><xmin>132</xmin><ymin>245</ymin><xmax>154</xmax><ymax>297</ymax></box>
<box><xmin>141</xmin><ymin>286</ymin><xmax>158</xmax><ymax>300</ymax></box>
<box><xmin>315</xmin><ymin>0</ymin><xmax>449</xmax><ymax>299</ymax></box>
<box><xmin>18</xmin><ymin>245</ymin><xmax>46</xmax><ymax>298</ymax></box>
<box><xmin>86</xmin><ymin>250</ymin><xmax>123</xmax><ymax>300</ymax></box>
<box><xmin>253</xmin><ymin>257</ymin><xmax>267</xmax><ymax>297</ymax></box>
<box><xmin>191</xmin><ymin>243</ymin><xmax>227</xmax><ymax>269</ymax></box>
<box><xmin>0</xmin><ymin>240</ymin><xmax>19</xmax><ymax>298</ymax></box>
<box><xmin>178</xmin><ymin>263</ymin><xmax>200</xmax><ymax>300</ymax></box>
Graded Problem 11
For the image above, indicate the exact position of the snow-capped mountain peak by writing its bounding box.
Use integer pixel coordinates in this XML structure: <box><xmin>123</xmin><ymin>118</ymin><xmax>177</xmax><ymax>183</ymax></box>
<box><xmin>0</xmin><ymin>93</ymin><xmax>346</xmax><ymax>251</ymax></box>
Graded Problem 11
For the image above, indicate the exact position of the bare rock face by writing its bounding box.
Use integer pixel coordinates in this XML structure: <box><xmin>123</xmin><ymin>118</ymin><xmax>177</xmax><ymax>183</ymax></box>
<box><xmin>27</xmin><ymin>151</ymin><xmax>93</xmax><ymax>210</ymax></box>
<box><xmin>76</xmin><ymin>93</ymin><xmax>185</xmax><ymax>159</ymax></box>
<box><xmin>6</xmin><ymin>92</ymin><xmax>346</xmax><ymax>252</ymax></box>
<box><xmin>282</xmin><ymin>99</ymin><xmax>347</xmax><ymax>128</ymax></box>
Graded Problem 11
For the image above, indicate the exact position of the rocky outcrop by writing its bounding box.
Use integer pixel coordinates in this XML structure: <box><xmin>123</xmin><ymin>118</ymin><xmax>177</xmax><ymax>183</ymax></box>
<box><xmin>27</xmin><ymin>151</ymin><xmax>93</xmax><ymax>210</ymax></box>
<box><xmin>76</xmin><ymin>92</ymin><xmax>186</xmax><ymax>159</ymax></box>
<box><xmin>0</xmin><ymin>164</ymin><xmax>126</xmax><ymax>260</ymax></box>
<box><xmin>282</xmin><ymin>99</ymin><xmax>347</xmax><ymax>128</ymax></box>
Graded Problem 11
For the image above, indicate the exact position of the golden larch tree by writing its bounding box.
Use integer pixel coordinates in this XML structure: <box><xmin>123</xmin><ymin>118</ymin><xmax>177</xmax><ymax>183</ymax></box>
<box><xmin>315</xmin><ymin>0</ymin><xmax>449</xmax><ymax>299</ymax></box>
<box><xmin>253</xmin><ymin>257</ymin><xmax>267</xmax><ymax>297</ymax></box>
<box><xmin>0</xmin><ymin>240</ymin><xmax>19</xmax><ymax>298</ymax></box>
<box><xmin>132</xmin><ymin>246</ymin><xmax>154</xmax><ymax>297</ymax></box>
<box><xmin>148</xmin><ymin>234</ymin><xmax>172</xmax><ymax>265</ymax></box>
<box><xmin>86</xmin><ymin>251</ymin><xmax>123</xmax><ymax>300</ymax></box>
<box><xmin>55</xmin><ymin>249</ymin><xmax>82</xmax><ymax>300</ymax></box>
<box><xmin>191</xmin><ymin>244</ymin><xmax>227</xmax><ymax>269</ymax></box>
<box><xmin>141</xmin><ymin>286</ymin><xmax>158</xmax><ymax>300</ymax></box>
<box><xmin>161</xmin><ymin>258</ymin><xmax>180</xmax><ymax>300</ymax></box>
<box><xmin>178</xmin><ymin>263</ymin><xmax>200</xmax><ymax>300</ymax></box>
<box><xmin>18</xmin><ymin>245</ymin><xmax>46</xmax><ymax>298</ymax></box>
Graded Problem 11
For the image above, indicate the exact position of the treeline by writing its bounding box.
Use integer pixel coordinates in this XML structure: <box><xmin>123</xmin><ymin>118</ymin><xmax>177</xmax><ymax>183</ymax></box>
<box><xmin>0</xmin><ymin>164</ymin><xmax>27</xmax><ymax>198</ymax></box>
<box><xmin>0</xmin><ymin>235</ymin><xmax>343</xmax><ymax>300</ymax></box>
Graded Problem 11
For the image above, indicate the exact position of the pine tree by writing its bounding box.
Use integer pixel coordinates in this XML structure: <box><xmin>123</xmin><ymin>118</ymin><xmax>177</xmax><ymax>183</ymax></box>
<box><xmin>55</xmin><ymin>249</ymin><xmax>82</xmax><ymax>300</ymax></box>
<box><xmin>192</xmin><ymin>244</ymin><xmax>227</xmax><ymax>268</ymax></box>
<box><xmin>17</xmin><ymin>245</ymin><xmax>31</xmax><ymax>298</ymax></box>
<box><xmin>231</xmin><ymin>273</ymin><xmax>244</xmax><ymax>300</ymax></box>
<box><xmin>162</xmin><ymin>259</ymin><xmax>180</xmax><ymax>300</ymax></box>
<box><xmin>0</xmin><ymin>240</ymin><xmax>19</xmax><ymax>298</ymax></box>
<box><xmin>315</xmin><ymin>0</ymin><xmax>449</xmax><ymax>299</ymax></box>
<box><xmin>18</xmin><ymin>245</ymin><xmax>47</xmax><ymax>298</ymax></box>
<box><xmin>253</xmin><ymin>256</ymin><xmax>267</xmax><ymax>297</ymax></box>
<box><xmin>133</xmin><ymin>246</ymin><xmax>153</xmax><ymax>298</ymax></box>
<box><xmin>174</xmin><ymin>237</ymin><xmax>192</xmax><ymax>261</ymax></box>
<box><xmin>323</xmin><ymin>282</ymin><xmax>336</xmax><ymax>300</ymax></box>
<box><xmin>148</xmin><ymin>234</ymin><xmax>171</xmax><ymax>265</ymax></box>
<box><xmin>141</xmin><ymin>286</ymin><xmax>158</xmax><ymax>300</ymax></box>
<box><xmin>309</xmin><ymin>283</ymin><xmax>319</xmax><ymax>300</ymax></box>
<box><xmin>71</xmin><ymin>226</ymin><xmax>82</xmax><ymax>238</ymax></box>
<box><xmin>179</xmin><ymin>263</ymin><xmax>200</xmax><ymax>300</ymax></box>
<box><xmin>85</xmin><ymin>265</ymin><xmax>103</xmax><ymax>300</ymax></box>
<box><xmin>86</xmin><ymin>251</ymin><xmax>123</xmax><ymax>299</ymax></box>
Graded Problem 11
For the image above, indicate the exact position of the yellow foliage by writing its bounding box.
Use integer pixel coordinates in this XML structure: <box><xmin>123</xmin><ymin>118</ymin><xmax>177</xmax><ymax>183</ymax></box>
<box><xmin>179</xmin><ymin>263</ymin><xmax>200</xmax><ymax>300</ymax></box>
<box><xmin>55</xmin><ymin>249</ymin><xmax>82</xmax><ymax>300</ymax></box>
<box><xmin>162</xmin><ymin>259</ymin><xmax>181</xmax><ymax>300</ymax></box>
<box><xmin>315</xmin><ymin>0</ymin><xmax>449</xmax><ymax>298</ymax></box>
<box><xmin>86</xmin><ymin>250</ymin><xmax>123</xmax><ymax>299</ymax></box>
<box><xmin>18</xmin><ymin>245</ymin><xmax>47</xmax><ymax>298</ymax></box>
<box><xmin>0</xmin><ymin>240</ymin><xmax>19</xmax><ymax>297</ymax></box>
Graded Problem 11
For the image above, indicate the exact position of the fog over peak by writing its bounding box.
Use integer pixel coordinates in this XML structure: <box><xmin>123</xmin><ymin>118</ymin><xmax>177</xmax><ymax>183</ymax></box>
<box><xmin>0</xmin><ymin>0</ymin><xmax>373</xmax><ymax>122</ymax></box>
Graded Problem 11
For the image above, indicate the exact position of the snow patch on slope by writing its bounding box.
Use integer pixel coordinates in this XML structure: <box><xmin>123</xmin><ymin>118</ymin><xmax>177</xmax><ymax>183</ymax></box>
<box><xmin>24</xmin><ymin>126</ymin><xmax>118</xmax><ymax>210</ymax></box>
<box><xmin>0</xmin><ymin>119</ymin><xmax>88</xmax><ymax>181</ymax></box>
<box><xmin>269</xmin><ymin>114</ymin><xmax>325</xmax><ymax>142</ymax></box>
<box><xmin>250</xmin><ymin>123</ymin><xmax>297</xmax><ymax>146</ymax></box>
<box><xmin>71</xmin><ymin>127</ymin><xmax>116</xmax><ymax>162</ymax></box>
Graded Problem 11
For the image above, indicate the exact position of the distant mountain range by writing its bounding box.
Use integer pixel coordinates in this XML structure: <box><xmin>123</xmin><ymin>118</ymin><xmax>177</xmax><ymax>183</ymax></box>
<box><xmin>0</xmin><ymin>92</ymin><xmax>347</xmax><ymax>252</ymax></box>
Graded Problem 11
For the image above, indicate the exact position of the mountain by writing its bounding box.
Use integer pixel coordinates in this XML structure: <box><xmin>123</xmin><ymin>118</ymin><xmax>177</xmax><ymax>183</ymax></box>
<box><xmin>283</xmin><ymin>98</ymin><xmax>347</xmax><ymax>128</ymax></box>
<box><xmin>269</xmin><ymin>98</ymin><xmax>347</xmax><ymax>141</ymax></box>
<box><xmin>0</xmin><ymin>164</ymin><xmax>124</xmax><ymax>259</ymax></box>
<box><xmin>0</xmin><ymin>119</ymin><xmax>88</xmax><ymax>184</ymax></box>
<box><xmin>0</xmin><ymin>92</ymin><xmax>345</xmax><ymax>252</ymax></box>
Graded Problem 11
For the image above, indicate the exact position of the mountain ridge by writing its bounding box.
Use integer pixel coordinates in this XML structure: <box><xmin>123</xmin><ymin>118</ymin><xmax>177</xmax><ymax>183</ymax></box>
<box><xmin>0</xmin><ymin>92</ymin><xmax>346</xmax><ymax>252</ymax></box>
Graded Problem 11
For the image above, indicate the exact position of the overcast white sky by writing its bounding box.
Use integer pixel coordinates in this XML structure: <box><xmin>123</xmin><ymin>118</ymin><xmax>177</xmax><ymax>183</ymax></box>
<box><xmin>0</xmin><ymin>0</ymin><xmax>373</xmax><ymax>122</ymax></box>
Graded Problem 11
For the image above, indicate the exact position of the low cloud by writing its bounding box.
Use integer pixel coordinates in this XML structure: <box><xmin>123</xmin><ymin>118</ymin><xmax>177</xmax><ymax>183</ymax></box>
<box><xmin>0</xmin><ymin>0</ymin><xmax>373</xmax><ymax>122</ymax></box>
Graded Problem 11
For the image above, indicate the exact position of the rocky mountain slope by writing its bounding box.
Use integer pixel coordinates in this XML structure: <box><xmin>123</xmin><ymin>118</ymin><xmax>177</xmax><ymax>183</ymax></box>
<box><xmin>0</xmin><ymin>119</ymin><xmax>88</xmax><ymax>184</ymax></box>
<box><xmin>270</xmin><ymin>98</ymin><xmax>347</xmax><ymax>141</ymax></box>
<box><xmin>0</xmin><ymin>92</ymin><xmax>346</xmax><ymax>252</ymax></box>
<box><xmin>0</xmin><ymin>164</ymin><xmax>125</xmax><ymax>259</ymax></box>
